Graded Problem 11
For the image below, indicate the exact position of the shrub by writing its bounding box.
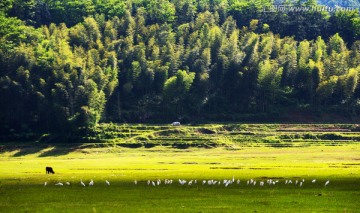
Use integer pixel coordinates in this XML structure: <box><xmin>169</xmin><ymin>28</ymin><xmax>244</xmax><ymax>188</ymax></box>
<box><xmin>320</xmin><ymin>133</ymin><xmax>344</xmax><ymax>140</ymax></box>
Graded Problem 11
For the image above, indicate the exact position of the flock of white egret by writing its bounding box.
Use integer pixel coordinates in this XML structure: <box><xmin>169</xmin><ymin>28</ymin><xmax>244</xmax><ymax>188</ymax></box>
<box><xmin>145</xmin><ymin>178</ymin><xmax>330</xmax><ymax>188</ymax></box>
<box><xmin>46</xmin><ymin>178</ymin><xmax>331</xmax><ymax>188</ymax></box>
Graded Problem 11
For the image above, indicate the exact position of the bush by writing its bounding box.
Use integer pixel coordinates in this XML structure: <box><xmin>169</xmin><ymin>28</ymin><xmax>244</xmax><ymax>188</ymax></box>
<box><xmin>320</xmin><ymin>133</ymin><xmax>344</xmax><ymax>140</ymax></box>
<box><xmin>263</xmin><ymin>136</ymin><xmax>280</xmax><ymax>143</ymax></box>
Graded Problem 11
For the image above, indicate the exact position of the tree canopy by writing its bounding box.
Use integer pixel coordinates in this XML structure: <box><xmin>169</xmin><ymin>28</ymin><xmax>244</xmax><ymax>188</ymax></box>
<box><xmin>1</xmin><ymin>0</ymin><xmax>360</xmax><ymax>134</ymax></box>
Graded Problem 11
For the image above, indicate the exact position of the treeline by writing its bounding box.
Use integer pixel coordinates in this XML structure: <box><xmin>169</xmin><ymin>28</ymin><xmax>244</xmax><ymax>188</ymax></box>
<box><xmin>3</xmin><ymin>0</ymin><xmax>360</xmax><ymax>43</ymax></box>
<box><xmin>1</xmin><ymin>0</ymin><xmax>360</xmax><ymax>134</ymax></box>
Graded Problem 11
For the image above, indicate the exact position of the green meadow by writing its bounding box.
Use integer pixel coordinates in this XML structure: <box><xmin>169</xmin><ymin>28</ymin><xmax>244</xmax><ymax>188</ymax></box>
<box><xmin>0</xmin><ymin>124</ymin><xmax>359</xmax><ymax>212</ymax></box>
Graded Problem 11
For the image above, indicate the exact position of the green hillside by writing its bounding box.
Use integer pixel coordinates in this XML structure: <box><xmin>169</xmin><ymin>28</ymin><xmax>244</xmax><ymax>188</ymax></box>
<box><xmin>1</xmin><ymin>0</ymin><xmax>360</xmax><ymax>135</ymax></box>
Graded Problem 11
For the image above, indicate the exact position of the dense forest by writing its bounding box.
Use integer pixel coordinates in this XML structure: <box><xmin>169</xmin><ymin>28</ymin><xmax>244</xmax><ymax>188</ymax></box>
<box><xmin>1</xmin><ymin>0</ymin><xmax>360</xmax><ymax>135</ymax></box>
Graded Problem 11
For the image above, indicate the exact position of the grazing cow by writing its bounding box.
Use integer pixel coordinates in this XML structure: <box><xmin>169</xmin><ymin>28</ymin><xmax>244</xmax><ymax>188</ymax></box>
<box><xmin>171</xmin><ymin>121</ymin><xmax>181</xmax><ymax>126</ymax></box>
<box><xmin>46</xmin><ymin>167</ymin><xmax>55</xmax><ymax>174</ymax></box>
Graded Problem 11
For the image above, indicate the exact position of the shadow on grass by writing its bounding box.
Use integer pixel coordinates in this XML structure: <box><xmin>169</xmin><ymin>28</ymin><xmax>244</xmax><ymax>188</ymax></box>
<box><xmin>0</xmin><ymin>145</ymin><xmax>20</xmax><ymax>154</ymax></box>
<box><xmin>12</xmin><ymin>145</ymin><xmax>47</xmax><ymax>157</ymax></box>
<box><xmin>0</xmin><ymin>143</ymin><xmax>85</xmax><ymax>157</ymax></box>
<box><xmin>38</xmin><ymin>144</ymin><xmax>83</xmax><ymax>157</ymax></box>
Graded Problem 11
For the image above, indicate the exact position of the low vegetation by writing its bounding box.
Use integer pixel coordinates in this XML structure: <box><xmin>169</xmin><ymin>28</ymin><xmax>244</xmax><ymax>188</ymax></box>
<box><xmin>83</xmin><ymin>123</ymin><xmax>360</xmax><ymax>148</ymax></box>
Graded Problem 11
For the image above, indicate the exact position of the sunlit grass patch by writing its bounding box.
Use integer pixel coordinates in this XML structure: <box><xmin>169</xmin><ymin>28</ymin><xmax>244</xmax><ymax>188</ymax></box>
<box><xmin>0</xmin><ymin>124</ymin><xmax>359</xmax><ymax>212</ymax></box>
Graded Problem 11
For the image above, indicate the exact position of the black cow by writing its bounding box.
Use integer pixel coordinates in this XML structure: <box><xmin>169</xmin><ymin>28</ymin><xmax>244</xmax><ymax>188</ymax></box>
<box><xmin>46</xmin><ymin>167</ymin><xmax>55</xmax><ymax>174</ymax></box>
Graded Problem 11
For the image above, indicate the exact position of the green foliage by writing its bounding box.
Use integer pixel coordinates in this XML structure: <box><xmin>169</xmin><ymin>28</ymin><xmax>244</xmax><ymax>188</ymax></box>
<box><xmin>163</xmin><ymin>70</ymin><xmax>195</xmax><ymax>115</ymax></box>
<box><xmin>0</xmin><ymin>0</ymin><xmax>13</xmax><ymax>14</ymax></box>
<box><xmin>257</xmin><ymin>60</ymin><xmax>282</xmax><ymax>112</ymax></box>
<box><xmin>1</xmin><ymin>18</ymin><xmax>118</xmax><ymax>132</ymax></box>
<box><xmin>2</xmin><ymin>0</ymin><xmax>360</xmax><ymax>133</ymax></box>
<box><xmin>147</xmin><ymin>0</ymin><xmax>176</xmax><ymax>24</ymax></box>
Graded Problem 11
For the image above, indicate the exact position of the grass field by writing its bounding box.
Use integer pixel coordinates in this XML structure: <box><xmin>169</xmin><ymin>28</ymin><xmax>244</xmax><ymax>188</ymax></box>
<box><xmin>0</xmin><ymin>124</ymin><xmax>360</xmax><ymax>212</ymax></box>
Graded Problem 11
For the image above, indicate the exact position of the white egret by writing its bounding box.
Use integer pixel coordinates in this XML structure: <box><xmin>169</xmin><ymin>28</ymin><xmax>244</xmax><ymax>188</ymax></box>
<box><xmin>80</xmin><ymin>180</ymin><xmax>86</xmax><ymax>187</ymax></box>
<box><xmin>325</xmin><ymin>180</ymin><xmax>330</xmax><ymax>187</ymax></box>
<box><xmin>55</xmin><ymin>182</ymin><xmax>63</xmax><ymax>186</ymax></box>
<box><xmin>312</xmin><ymin>179</ymin><xmax>316</xmax><ymax>183</ymax></box>
<box><xmin>237</xmin><ymin>180</ymin><xmax>240</xmax><ymax>184</ymax></box>
<box><xmin>134</xmin><ymin>180</ymin><xmax>137</xmax><ymax>185</ymax></box>
<box><xmin>260</xmin><ymin>181</ymin><xmax>264</xmax><ymax>186</ymax></box>
<box><xmin>44</xmin><ymin>182</ymin><xmax>47</xmax><ymax>186</ymax></box>
<box><xmin>89</xmin><ymin>179</ymin><xmax>94</xmax><ymax>186</ymax></box>
<box><xmin>179</xmin><ymin>179</ymin><xmax>186</xmax><ymax>185</ymax></box>
<box><xmin>300</xmin><ymin>182</ymin><xmax>303</xmax><ymax>187</ymax></box>
<box><xmin>105</xmin><ymin>180</ymin><xmax>110</xmax><ymax>186</ymax></box>
<box><xmin>66</xmin><ymin>182</ymin><xmax>70</xmax><ymax>185</ymax></box>
<box><xmin>152</xmin><ymin>181</ymin><xmax>156</xmax><ymax>186</ymax></box>
<box><xmin>147</xmin><ymin>180</ymin><xmax>150</xmax><ymax>185</ymax></box>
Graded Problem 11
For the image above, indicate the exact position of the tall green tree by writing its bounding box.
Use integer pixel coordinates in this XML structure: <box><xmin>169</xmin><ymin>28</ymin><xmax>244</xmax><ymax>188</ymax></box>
<box><xmin>163</xmin><ymin>70</ymin><xmax>195</xmax><ymax>116</ymax></box>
